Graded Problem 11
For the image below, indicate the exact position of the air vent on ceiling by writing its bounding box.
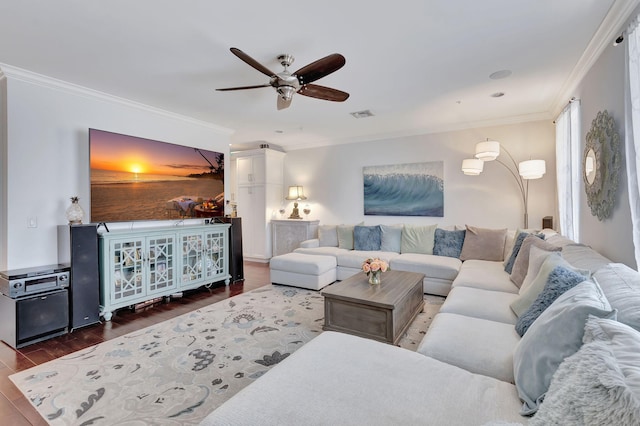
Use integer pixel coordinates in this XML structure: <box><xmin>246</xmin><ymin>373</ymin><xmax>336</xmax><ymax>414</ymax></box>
<box><xmin>350</xmin><ymin>110</ymin><xmax>375</xmax><ymax>119</ymax></box>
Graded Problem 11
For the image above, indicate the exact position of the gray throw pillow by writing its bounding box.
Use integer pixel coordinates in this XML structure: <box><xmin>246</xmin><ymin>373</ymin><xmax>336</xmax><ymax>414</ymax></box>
<box><xmin>380</xmin><ymin>224</ymin><xmax>403</xmax><ymax>252</ymax></box>
<box><xmin>336</xmin><ymin>225</ymin><xmax>355</xmax><ymax>249</ymax></box>
<box><xmin>513</xmin><ymin>280</ymin><xmax>616</xmax><ymax>416</ymax></box>
<box><xmin>458</xmin><ymin>225</ymin><xmax>507</xmax><ymax>261</ymax></box>
<box><xmin>318</xmin><ymin>225</ymin><xmax>338</xmax><ymax>247</ymax></box>
<box><xmin>433</xmin><ymin>228</ymin><xmax>465</xmax><ymax>258</ymax></box>
<box><xmin>531</xmin><ymin>317</ymin><xmax>640</xmax><ymax>425</ymax></box>
<box><xmin>509</xmin><ymin>235</ymin><xmax>561</xmax><ymax>288</ymax></box>
<box><xmin>504</xmin><ymin>232</ymin><xmax>544</xmax><ymax>274</ymax></box>
<box><xmin>515</xmin><ymin>266</ymin><xmax>587</xmax><ymax>336</ymax></box>
<box><xmin>354</xmin><ymin>225</ymin><xmax>382</xmax><ymax>251</ymax></box>
<box><xmin>400</xmin><ymin>224</ymin><xmax>437</xmax><ymax>254</ymax></box>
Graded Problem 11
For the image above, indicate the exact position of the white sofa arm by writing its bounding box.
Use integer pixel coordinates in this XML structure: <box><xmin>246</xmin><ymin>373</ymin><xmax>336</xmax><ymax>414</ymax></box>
<box><xmin>299</xmin><ymin>238</ymin><xmax>320</xmax><ymax>248</ymax></box>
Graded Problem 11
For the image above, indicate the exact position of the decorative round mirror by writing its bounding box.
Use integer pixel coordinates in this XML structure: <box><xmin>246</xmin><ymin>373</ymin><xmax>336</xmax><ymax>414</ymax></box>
<box><xmin>583</xmin><ymin>110</ymin><xmax>620</xmax><ymax>220</ymax></box>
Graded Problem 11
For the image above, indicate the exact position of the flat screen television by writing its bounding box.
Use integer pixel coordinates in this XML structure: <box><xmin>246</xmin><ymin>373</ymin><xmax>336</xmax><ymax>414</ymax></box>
<box><xmin>89</xmin><ymin>128</ymin><xmax>224</xmax><ymax>223</ymax></box>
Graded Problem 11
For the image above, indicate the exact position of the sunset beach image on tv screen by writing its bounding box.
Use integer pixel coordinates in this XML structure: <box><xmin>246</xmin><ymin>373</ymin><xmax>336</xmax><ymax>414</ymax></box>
<box><xmin>89</xmin><ymin>129</ymin><xmax>224</xmax><ymax>223</ymax></box>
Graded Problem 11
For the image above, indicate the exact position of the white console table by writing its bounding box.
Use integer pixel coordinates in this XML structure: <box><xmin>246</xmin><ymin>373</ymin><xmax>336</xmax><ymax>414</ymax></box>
<box><xmin>271</xmin><ymin>219</ymin><xmax>319</xmax><ymax>256</ymax></box>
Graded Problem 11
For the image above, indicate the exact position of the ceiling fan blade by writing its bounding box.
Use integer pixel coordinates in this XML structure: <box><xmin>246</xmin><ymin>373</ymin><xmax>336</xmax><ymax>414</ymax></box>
<box><xmin>294</xmin><ymin>53</ymin><xmax>346</xmax><ymax>85</ymax></box>
<box><xmin>230</xmin><ymin>47</ymin><xmax>277</xmax><ymax>77</ymax></box>
<box><xmin>277</xmin><ymin>95</ymin><xmax>292</xmax><ymax>110</ymax></box>
<box><xmin>298</xmin><ymin>84</ymin><xmax>349</xmax><ymax>102</ymax></box>
<box><xmin>216</xmin><ymin>84</ymin><xmax>272</xmax><ymax>91</ymax></box>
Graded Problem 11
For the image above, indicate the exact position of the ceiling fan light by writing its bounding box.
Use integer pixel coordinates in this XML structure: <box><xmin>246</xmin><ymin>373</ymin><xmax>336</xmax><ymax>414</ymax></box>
<box><xmin>461</xmin><ymin>158</ymin><xmax>484</xmax><ymax>175</ymax></box>
<box><xmin>475</xmin><ymin>140</ymin><xmax>500</xmax><ymax>161</ymax></box>
<box><xmin>277</xmin><ymin>86</ymin><xmax>296</xmax><ymax>101</ymax></box>
<box><xmin>519</xmin><ymin>159</ymin><xmax>546</xmax><ymax>179</ymax></box>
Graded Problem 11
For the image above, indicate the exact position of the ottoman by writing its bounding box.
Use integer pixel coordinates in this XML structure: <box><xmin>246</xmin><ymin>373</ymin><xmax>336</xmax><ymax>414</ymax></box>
<box><xmin>270</xmin><ymin>253</ymin><xmax>337</xmax><ymax>290</ymax></box>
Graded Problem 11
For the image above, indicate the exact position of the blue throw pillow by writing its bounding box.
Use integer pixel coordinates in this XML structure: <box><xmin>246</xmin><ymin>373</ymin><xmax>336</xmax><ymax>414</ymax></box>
<box><xmin>433</xmin><ymin>228</ymin><xmax>465</xmax><ymax>258</ymax></box>
<box><xmin>504</xmin><ymin>232</ymin><xmax>545</xmax><ymax>274</ymax></box>
<box><xmin>354</xmin><ymin>225</ymin><xmax>382</xmax><ymax>251</ymax></box>
<box><xmin>515</xmin><ymin>266</ymin><xmax>587</xmax><ymax>336</ymax></box>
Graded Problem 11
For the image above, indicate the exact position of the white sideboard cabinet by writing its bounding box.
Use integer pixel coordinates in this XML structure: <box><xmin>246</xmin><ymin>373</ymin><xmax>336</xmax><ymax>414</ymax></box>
<box><xmin>272</xmin><ymin>219</ymin><xmax>320</xmax><ymax>256</ymax></box>
<box><xmin>98</xmin><ymin>224</ymin><xmax>230</xmax><ymax>320</ymax></box>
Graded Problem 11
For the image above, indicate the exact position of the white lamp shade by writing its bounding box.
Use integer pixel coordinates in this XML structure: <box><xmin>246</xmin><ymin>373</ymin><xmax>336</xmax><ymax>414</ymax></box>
<box><xmin>286</xmin><ymin>185</ymin><xmax>307</xmax><ymax>200</ymax></box>
<box><xmin>461</xmin><ymin>158</ymin><xmax>484</xmax><ymax>175</ymax></box>
<box><xmin>475</xmin><ymin>140</ymin><xmax>500</xmax><ymax>161</ymax></box>
<box><xmin>519</xmin><ymin>160</ymin><xmax>546</xmax><ymax>179</ymax></box>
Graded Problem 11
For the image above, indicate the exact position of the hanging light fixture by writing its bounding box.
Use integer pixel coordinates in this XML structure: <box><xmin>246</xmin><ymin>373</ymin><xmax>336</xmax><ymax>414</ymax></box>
<box><xmin>474</xmin><ymin>140</ymin><xmax>501</xmax><ymax>161</ymax></box>
<box><xmin>519</xmin><ymin>160</ymin><xmax>546</xmax><ymax>180</ymax></box>
<box><xmin>461</xmin><ymin>159</ymin><xmax>484</xmax><ymax>175</ymax></box>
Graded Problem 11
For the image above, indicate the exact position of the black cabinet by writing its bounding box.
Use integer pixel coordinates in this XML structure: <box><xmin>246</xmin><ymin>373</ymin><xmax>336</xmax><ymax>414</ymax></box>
<box><xmin>58</xmin><ymin>224</ymin><xmax>101</xmax><ymax>330</ymax></box>
<box><xmin>220</xmin><ymin>217</ymin><xmax>244</xmax><ymax>283</ymax></box>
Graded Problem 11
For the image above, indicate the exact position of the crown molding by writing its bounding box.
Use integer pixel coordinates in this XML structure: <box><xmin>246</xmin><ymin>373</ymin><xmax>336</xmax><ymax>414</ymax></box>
<box><xmin>550</xmin><ymin>0</ymin><xmax>640</xmax><ymax>117</ymax></box>
<box><xmin>0</xmin><ymin>63</ymin><xmax>234</xmax><ymax>135</ymax></box>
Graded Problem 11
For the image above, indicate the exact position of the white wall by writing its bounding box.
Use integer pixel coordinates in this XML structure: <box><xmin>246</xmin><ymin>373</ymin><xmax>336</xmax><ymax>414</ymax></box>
<box><xmin>573</xmin><ymin>34</ymin><xmax>636</xmax><ymax>268</ymax></box>
<box><xmin>283</xmin><ymin>120</ymin><xmax>557</xmax><ymax>232</ymax></box>
<box><xmin>1</xmin><ymin>70</ymin><xmax>232</xmax><ymax>270</ymax></box>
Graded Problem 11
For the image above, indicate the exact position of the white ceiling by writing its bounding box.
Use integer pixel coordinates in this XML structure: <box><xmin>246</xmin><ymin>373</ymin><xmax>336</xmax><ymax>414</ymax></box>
<box><xmin>0</xmin><ymin>1</ymin><xmax>636</xmax><ymax>151</ymax></box>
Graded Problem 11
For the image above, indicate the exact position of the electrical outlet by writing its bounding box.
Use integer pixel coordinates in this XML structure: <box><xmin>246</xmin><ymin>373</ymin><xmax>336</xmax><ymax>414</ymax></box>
<box><xmin>28</xmin><ymin>216</ymin><xmax>38</xmax><ymax>228</ymax></box>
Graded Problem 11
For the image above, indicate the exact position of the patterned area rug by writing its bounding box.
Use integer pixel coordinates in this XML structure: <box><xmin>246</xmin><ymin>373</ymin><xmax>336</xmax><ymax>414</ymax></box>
<box><xmin>10</xmin><ymin>284</ymin><xmax>444</xmax><ymax>425</ymax></box>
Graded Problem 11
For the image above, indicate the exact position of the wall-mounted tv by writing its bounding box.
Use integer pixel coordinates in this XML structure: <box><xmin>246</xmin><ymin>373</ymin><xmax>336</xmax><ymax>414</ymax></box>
<box><xmin>90</xmin><ymin>128</ymin><xmax>224</xmax><ymax>223</ymax></box>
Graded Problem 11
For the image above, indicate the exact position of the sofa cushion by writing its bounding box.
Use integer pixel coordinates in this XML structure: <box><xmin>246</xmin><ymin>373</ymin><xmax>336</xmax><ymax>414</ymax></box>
<box><xmin>336</xmin><ymin>250</ymin><xmax>400</xmax><ymax>269</ymax></box>
<box><xmin>400</xmin><ymin>224</ymin><xmax>437</xmax><ymax>255</ymax></box>
<box><xmin>560</xmin><ymin>243</ymin><xmax>611</xmax><ymax>272</ymax></box>
<box><xmin>202</xmin><ymin>331</ymin><xmax>528</xmax><ymax>426</ymax></box>
<box><xmin>513</xmin><ymin>280</ymin><xmax>616</xmax><ymax>415</ymax></box>
<box><xmin>318</xmin><ymin>225</ymin><xmax>338</xmax><ymax>247</ymax></box>
<box><xmin>459</xmin><ymin>225</ymin><xmax>507</xmax><ymax>261</ymax></box>
<box><xmin>270</xmin><ymin>252</ymin><xmax>337</xmax><ymax>275</ymax></box>
<box><xmin>531</xmin><ymin>317</ymin><xmax>640</xmax><ymax>425</ymax></box>
<box><xmin>379</xmin><ymin>224</ymin><xmax>403</xmax><ymax>252</ymax></box>
<box><xmin>433</xmin><ymin>228</ymin><xmax>465</xmax><ymax>258</ymax></box>
<box><xmin>515</xmin><ymin>266</ymin><xmax>588</xmax><ymax>336</ymax></box>
<box><xmin>511</xmin><ymin>252</ymin><xmax>590</xmax><ymax>317</ymax></box>
<box><xmin>294</xmin><ymin>246</ymin><xmax>350</xmax><ymax>257</ymax></box>
<box><xmin>439</xmin><ymin>286</ymin><xmax>518</xmax><ymax>324</ymax></box>
<box><xmin>418</xmin><ymin>313</ymin><xmax>520</xmax><ymax>383</ymax></box>
<box><xmin>337</xmin><ymin>224</ymin><xmax>356</xmax><ymax>249</ymax></box>
<box><xmin>452</xmin><ymin>260</ymin><xmax>519</xmax><ymax>294</ymax></box>
<box><xmin>593</xmin><ymin>263</ymin><xmax>640</xmax><ymax>331</ymax></box>
<box><xmin>390</xmin><ymin>253</ymin><xmax>461</xmax><ymax>281</ymax></box>
<box><xmin>509</xmin><ymin>235</ymin><xmax>561</xmax><ymax>288</ymax></box>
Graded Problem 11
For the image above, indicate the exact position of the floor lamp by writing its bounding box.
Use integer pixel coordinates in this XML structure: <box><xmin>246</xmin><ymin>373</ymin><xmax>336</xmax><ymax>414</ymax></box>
<box><xmin>461</xmin><ymin>140</ymin><xmax>545</xmax><ymax>229</ymax></box>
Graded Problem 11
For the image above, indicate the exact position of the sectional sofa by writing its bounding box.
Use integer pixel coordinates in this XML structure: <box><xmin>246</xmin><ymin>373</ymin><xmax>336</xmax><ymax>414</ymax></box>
<box><xmin>201</xmin><ymin>224</ymin><xmax>640</xmax><ymax>425</ymax></box>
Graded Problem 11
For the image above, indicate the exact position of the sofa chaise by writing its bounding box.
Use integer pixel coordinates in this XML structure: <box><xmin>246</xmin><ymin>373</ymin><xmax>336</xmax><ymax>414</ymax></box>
<box><xmin>201</xmin><ymin>225</ymin><xmax>640</xmax><ymax>425</ymax></box>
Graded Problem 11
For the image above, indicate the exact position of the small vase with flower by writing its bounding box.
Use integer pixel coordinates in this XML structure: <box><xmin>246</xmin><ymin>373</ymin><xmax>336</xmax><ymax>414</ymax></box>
<box><xmin>362</xmin><ymin>257</ymin><xmax>389</xmax><ymax>285</ymax></box>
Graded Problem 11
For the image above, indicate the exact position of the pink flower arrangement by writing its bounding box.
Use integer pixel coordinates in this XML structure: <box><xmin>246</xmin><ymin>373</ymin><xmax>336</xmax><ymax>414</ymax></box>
<box><xmin>361</xmin><ymin>257</ymin><xmax>389</xmax><ymax>275</ymax></box>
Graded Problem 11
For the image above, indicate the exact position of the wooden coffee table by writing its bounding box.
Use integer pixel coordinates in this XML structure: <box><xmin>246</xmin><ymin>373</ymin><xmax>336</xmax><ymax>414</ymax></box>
<box><xmin>321</xmin><ymin>270</ymin><xmax>424</xmax><ymax>345</ymax></box>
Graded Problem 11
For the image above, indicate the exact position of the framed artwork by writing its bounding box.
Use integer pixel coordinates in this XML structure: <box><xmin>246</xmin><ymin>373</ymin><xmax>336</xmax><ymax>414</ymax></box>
<box><xmin>363</xmin><ymin>161</ymin><xmax>443</xmax><ymax>216</ymax></box>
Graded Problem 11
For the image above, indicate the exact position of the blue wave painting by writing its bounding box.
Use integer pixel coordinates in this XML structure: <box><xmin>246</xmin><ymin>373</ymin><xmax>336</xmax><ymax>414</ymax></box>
<box><xmin>363</xmin><ymin>161</ymin><xmax>444</xmax><ymax>216</ymax></box>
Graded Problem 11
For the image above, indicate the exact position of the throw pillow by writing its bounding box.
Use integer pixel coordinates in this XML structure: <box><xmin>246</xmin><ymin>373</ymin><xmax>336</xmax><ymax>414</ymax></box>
<box><xmin>458</xmin><ymin>225</ymin><xmax>507</xmax><ymax>261</ymax></box>
<box><xmin>519</xmin><ymin>245</ymin><xmax>556</xmax><ymax>293</ymax></box>
<box><xmin>515</xmin><ymin>266</ymin><xmax>588</xmax><ymax>336</ymax></box>
<box><xmin>337</xmin><ymin>225</ymin><xmax>355</xmax><ymax>249</ymax></box>
<box><xmin>504</xmin><ymin>232</ymin><xmax>545</xmax><ymax>274</ymax></box>
<box><xmin>531</xmin><ymin>318</ymin><xmax>640</xmax><ymax>425</ymax></box>
<box><xmin>513</xmin><ymin>280</ymin><xmax>616</xmax><ymax>416</ymax></box>
<box><xmin>511</xmin><ymin>253</ymin><xmax>590</xmax><ymax>317</ymax></box>
<box><xmin>318</xmin><ymin>225</ymin><xmax>338</xmax><ymax>247</ymax></box>
<box><xmin>509</xmin><ymin>235</ymin><xmax>561</xmax><ymax>288</ymax></box>
<box><xmin>503</xmin><ymin>228</ymin><xmax>541</xmax><ymax>267</ymax></box>
<box><xmin>400</xmin><ymin>224</ymin><xmax>437</xmax><ymax>255</ymax></box>
<box><xmin>433</xmin><ymin>228</ymin><xmax>466</xmax><ymax>258</ymax></box>
<box><xmin>353</xmin><ymin>225</ymin><xmax>382</xmax><ymax>251</ymax></box>
<box><xmin>593</xmin><ymin>263</ymin><xmax>640</xmax><ymax>332</ymax></box>
<box><xmin>380</xmin><ymin>224</ymin><xmax>403</xmax><ymax>252</ymax></box>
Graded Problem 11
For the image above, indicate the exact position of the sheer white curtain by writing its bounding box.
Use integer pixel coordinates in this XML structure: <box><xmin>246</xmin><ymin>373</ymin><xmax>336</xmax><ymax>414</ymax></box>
<box><xmin>625</xmin><ymin>14</ymin><xmax>640</xmax><ymax>268</ymax></box>
<box><xmin>555</xmin><ymin>99</ymin><xmax>581</xmax><ymax>241</ymax></box>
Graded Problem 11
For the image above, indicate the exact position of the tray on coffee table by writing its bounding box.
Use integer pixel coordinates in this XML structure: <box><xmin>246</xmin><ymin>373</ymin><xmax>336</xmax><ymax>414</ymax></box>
<box><xmin>321</xmin><ymin>270</ymin><xmax>424</xmax><ymax>345</ymax></box>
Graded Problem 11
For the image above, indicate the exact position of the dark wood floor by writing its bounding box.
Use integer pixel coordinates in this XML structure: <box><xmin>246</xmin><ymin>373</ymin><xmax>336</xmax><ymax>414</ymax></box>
<box><xmin>0</xmin><ymin>262</ymin><xmax>270</xmax><ymax>425</ymax></box>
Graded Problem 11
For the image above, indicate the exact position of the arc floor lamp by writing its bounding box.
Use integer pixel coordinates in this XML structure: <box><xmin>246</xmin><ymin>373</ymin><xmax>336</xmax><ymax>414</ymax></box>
<box><xmin>461</xmin><ymin>140</ymin><xmax>545</xmax><ymax>228</ymax></box>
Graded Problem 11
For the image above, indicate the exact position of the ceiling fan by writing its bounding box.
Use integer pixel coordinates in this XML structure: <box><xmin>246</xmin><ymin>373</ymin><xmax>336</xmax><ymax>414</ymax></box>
<box><xmin>216</xmin><ymin>47</ymin><xmax>349</xmax><ymax>110</ymax></box>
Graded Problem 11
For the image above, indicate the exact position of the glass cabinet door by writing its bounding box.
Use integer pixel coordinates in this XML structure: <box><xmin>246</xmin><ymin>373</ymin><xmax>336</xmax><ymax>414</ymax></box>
<box><xmin>147</xmin><ymin>234</ymin><xmax>176</xmax><ymax>294</ymax></box>
<box><xmin>111</xmin><ymin>238</ymin><xmax>145</xmax><ymax>303</ymax></box>
<box><xmin>203</xmin><ymin>229</ymin><xmax>225</xmax><ymax>279</ymax></box>
<box><xmin>180</xmin><ymin>232</ymin><xmax>204</xmax><ymax>285</ymax></box>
